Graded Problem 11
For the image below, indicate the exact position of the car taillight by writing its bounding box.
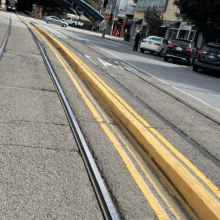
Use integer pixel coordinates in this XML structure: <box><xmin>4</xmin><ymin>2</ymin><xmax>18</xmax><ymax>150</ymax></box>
<box><xmin>154</xmin><ymin>43</ymin><xmax>160</xmax><ymax>46</ymax></box>
<box><xmin>77</xmin><ymin>22</ymin><xmax>78</xmax><ymax>25</ymax></box>
<box><xmin>142</xmin><ymin>40</ymin><xmax>146</xmax><ymax>42</ymax></box>
<box><xmin>198</xmin><ymin>50</ymin><xmax>204</xmax><ymax>55</ymax></box>
<box><xmin>168</xmin><ymin>45</ymin><xmax>173</xmax><ymax>48</ymax></box>
<box><xmin>185</xmin><ymin>49</ymin><xmax>193</xmax><ymax>53</ymax></box>
<box><xmin>45</xmin><ymin>17</ymin><xmax>46</xmax><ymax>19</ymax></box>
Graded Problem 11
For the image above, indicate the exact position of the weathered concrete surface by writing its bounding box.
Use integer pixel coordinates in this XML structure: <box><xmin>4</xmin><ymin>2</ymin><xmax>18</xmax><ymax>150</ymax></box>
<box><xmin>0</xmin><ymin>15</ymin><xmax>103</xmax><ymax>219</ymax></box>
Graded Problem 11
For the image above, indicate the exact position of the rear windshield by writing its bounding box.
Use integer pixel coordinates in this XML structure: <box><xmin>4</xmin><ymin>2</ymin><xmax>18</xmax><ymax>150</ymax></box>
<box><xmin>148</xmin><ymin>37</ymin><xmax>162</xmax><ymax>42</ymax></box>
<box><xmin>204</xmin><ymin>46</ymin><xmax>220</xmax><ymax>54</ymax></box>
<box><xmin>172</xmin><ymin>40</ymin><xmax>191</xmax><ymax>47</ymax></box>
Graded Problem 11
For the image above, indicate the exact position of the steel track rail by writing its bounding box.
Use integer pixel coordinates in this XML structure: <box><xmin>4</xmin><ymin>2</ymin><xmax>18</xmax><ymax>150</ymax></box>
<box><xmin>0</xmin><ymin>17</ymin><xmax>11</xmax><ymax>59</ymax></box>
<box><xmin>17</xmin><ymin>16</ymin><xmax>119</xmax><ymax>220</ymax></box>
<box><xmin>43</xmin><ymin>27</ymin><xmax>220</xmax><ymax>168</ymax></box>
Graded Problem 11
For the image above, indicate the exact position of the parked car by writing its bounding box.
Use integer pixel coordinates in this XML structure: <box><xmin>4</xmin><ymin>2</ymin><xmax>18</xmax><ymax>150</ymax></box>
<box><xmin>193</xmin><ymin>44</ymin><xmax>220</xmax><ymax>72</ymax></box>
<box><xmin>164</xmin><ymin>38</ymin><xmax>197</xmax><ymax>66</ymax></box>
<box><xmin>140</xmin><ymin>36</ymin><xmax>168</xmax><ymax>56</ymax></box>
<box><xmin>7</xmin><ymin>0</ymin><xmax>16</xmax><ymax>12</ymax></box>
<box><xmin>62</xmin><ymin>17</ymin><xmax>84</xmax><ymax>28</ymax></box>
<box><xmin>44</xmin><ymin>16</ymin><xmax>68</xmax><ymax>28</ymax></box>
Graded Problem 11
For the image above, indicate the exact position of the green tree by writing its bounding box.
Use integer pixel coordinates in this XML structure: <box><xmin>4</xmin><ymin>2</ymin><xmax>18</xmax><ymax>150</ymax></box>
<box><xmin>144</xmin><ymin>6</ymin><xmax>163</xmax><ymax>36</ymax></box>
<box><xmin>173</xmin><ymin>0</ymin><xmax>220</xmax><ymax>42</ymax></box>
<box><xmin>85</xmin><ymin>0</ymin><xmax>96</xmax><ymax>8</ymax></box>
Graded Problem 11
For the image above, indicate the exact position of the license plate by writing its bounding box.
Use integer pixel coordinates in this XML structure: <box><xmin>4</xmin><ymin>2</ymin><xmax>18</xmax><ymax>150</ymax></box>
<box><xmin>209</xmin><ymin>55</ymin><xmax>214</xmax><ymax>59</ymax></box>
<box><xmin>176</xmin><ymin>47</ymin><xmax>182</xmax><ymax>51</ymax></box>
<box><xmin>148</xmin><ymin>41</ymin><xmax>152</xmax><ymax>44</ymax></box>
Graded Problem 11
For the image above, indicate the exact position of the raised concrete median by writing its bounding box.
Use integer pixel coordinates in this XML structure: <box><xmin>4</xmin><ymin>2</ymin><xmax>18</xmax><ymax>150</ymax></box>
<box><xmin>30</xmin><ymin>22</ymin><xmax>220</xmax><ymax>220</ymax></box>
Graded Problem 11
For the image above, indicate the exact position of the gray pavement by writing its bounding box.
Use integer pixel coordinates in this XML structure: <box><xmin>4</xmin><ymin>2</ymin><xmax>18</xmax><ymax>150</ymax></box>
<box><xmin>1</xmin><ymin>11</ymin><xmax>220</xmax><ymax>220</ymax></box>
<box><xmin>0</xmin><ymin>13</ymin><xmax>103</xmax><ymax>219</ymax></box>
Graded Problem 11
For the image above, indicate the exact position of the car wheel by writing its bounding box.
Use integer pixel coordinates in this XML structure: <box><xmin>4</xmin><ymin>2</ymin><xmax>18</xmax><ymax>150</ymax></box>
<box><xmin>164</xmin><ymin>57</ymin><xmax>169</xmax><ymax>62</ymax></box>
<box><xmin>158</xmin><ymin>49</ymin><xmax>163</xmax><ymax>56</ymax></box>
<box><xmin>193</xmin><ymin>65</ymin><xmax>199</xmax><ymax>72</ymax></box>
<box><xmin>63</xmin><ymin>24</ymin><xmax>67</xmax><ymax>28</ymax></box>
<box><xmin>47</xmin><ymin>21</ymin><xmax>52</xmax><ymax>24</ymax></box>
<box><xmin>141</xmin><ymin>48</ymin><xmax>145</xmax><ymax>53</ymax></box>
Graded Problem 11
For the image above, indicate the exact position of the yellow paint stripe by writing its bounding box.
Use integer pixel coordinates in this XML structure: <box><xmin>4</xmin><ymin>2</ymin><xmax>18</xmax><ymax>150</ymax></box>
<box><xmin>112</xmin><ymin>126</ymin><xmax>188</xmax><ymax>220</ymax></box>
<box><xmin>61</xmin><ymin>55</ymin><xmax>186</xmax><ymax>220</ymax></box>
<box><xmin>59</xmin><ymin>30</ymin><xmax>220</xmax><ymax>202</ymax></box>
<box><xmin>67</xmin><ymin>57</ymin><xmax>187</xmax><ymax>219</ymax></box>
<box><xmin>32</xmin><ymin>27</ymin><xmax>170</xmax><ymax>220</ymax></box>
<box><xmin>67</xmin><ymin>44</ymin><xmax>220</xmax><ymax>199</ymax></box>
<box><xmin>30</xmin><ymin>23</ymin><xmax>220</xmax><ymax>220</ymax></box>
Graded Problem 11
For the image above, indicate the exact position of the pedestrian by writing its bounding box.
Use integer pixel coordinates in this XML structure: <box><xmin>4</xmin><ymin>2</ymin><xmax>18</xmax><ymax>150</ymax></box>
<box><xmin>133</xmin><ymin>31</ymin><xmax>142</xmax><ymax>51</ymax></box>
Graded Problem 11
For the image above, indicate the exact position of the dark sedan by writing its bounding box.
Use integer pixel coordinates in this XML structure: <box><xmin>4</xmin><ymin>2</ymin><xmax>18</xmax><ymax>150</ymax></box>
<box><xmin>164</xmin><ymin>38</ymin><xmax>197</xmax><ymax>66</ymax></box>
<box><xmin>193</xmin><ymin>44</ymin><xmax>220</xmax><ymax>72</ymax></box>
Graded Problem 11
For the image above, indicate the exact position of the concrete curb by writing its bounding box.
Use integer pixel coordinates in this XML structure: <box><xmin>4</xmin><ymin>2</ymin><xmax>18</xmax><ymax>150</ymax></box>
<box><xmin>103</xmin><ymin>36</ymin><xmax>132</xmax><ymax>46</ymax></box>
<box><xmin>31</xmin><ymin>22</ymin><xmax>220</xmax><ymax>220</ymax></box>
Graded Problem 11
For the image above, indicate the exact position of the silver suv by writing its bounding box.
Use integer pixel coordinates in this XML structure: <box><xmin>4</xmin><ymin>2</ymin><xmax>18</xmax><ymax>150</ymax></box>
<box><xmin>44</xmin><ymin>16</ymin><xmax>68</xmax><ymax>28</ymax></box>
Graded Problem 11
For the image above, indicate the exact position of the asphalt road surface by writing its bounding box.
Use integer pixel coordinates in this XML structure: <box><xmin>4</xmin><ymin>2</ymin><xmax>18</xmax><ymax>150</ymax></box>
<box><xmin>55</xmin><ymin>27</ymin><xmax>220</xmax><ymax>112</ymax></box>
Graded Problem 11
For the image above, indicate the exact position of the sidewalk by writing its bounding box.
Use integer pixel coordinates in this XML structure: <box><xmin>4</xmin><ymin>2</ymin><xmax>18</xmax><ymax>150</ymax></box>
<box><xmin>0</xmin><ymin>16</ymin><xmax>103</xmax><ymax>219</ymax></box>
<box><xmin>104</xmin><ymin>34</ymin><xmax>133</xmax><ymax>46</ymax></box>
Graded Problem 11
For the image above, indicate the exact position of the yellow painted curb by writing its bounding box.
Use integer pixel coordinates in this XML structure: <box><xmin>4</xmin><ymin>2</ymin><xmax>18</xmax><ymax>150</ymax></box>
<box><xmin>31</xmin><ymin>22</ymin><xmax>220</xmax><ymax>220</ymax></box>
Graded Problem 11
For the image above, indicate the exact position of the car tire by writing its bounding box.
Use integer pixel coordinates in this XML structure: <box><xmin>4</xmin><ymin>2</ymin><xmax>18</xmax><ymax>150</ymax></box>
<box><xmin>158</xmin><ymin>49</ymin><xmax>163</xmax><ymax>56</ymax></box>
<box><xmin>62</xmin><ymin>24</ymin><xmax>67</xmax><ymax>28</ymax></box>
<box><xmin>47</xmin><ymin>21</ymin><xmax>52</xmax><ymax>24</ymax></box>
<box><xmin>141</xmin><ymin>48</ymin><xmax>145</xmax><ymax>53</ymax></box>
<box><xmin>164</xmin><ymin>57</ymin><xmax>169</xmax><ymax>61</ymax></box>
<box><xmin>193</xmin><ymin>65</ymin><xmax>199</xmax><ymax>72</ymax></box>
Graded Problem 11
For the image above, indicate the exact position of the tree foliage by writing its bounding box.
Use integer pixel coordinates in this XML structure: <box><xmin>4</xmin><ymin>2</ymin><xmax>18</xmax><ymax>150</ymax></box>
<box><xmin>173</xmin><ymin>0</ymin><xmax>220</xmax><ymax>42</ymax></box>
<box><xmin>144</xmin><ymin>6</ymin><xmax>163</xmax><ymax>36</ymax></box>
<box><xmin>85</xmin><ymin>0</ymin><xmax>96</xmax><ymax>8</ymax></box>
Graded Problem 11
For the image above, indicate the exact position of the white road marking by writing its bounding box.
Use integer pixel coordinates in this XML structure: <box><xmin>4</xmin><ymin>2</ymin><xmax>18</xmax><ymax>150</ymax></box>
<box><xmin>98</xmin><ymin>58</ymin><xmax>118</xmax><ymax>69</ymax></box>
<box><xmin>120</xmin><ymin>62</ymin><xmax>137</xmax><ymax>72</ymax></box>
<box><xmin>86</xmin><ymin>43</ymin><xmax>220</xmax><ymax>111</ymax></box>
<box><xmin>85</xmin><ymin>55</ymin><xmax>97</xmax><ymax>65</ymax></box>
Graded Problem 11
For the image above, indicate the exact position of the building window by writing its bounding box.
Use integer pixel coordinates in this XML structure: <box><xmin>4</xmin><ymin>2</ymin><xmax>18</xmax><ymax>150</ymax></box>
<box><xmin>188</xmin><ymin>31</ymin><xmax>196</xmax><ymax>41</ymax></box>
<box><xmin>178</xmin><ymin>30</ymin><xmax>189</xmax><ymax>39</ymax></box>
<box><xmin>168</xmin><ymin>29</ymin><xmax>178</xmax><ymax>42</ymax></box>
<box><xmin>158</xmin><ymin>27</ymin><xmax>166</xmax><ymax>38</ymax></box>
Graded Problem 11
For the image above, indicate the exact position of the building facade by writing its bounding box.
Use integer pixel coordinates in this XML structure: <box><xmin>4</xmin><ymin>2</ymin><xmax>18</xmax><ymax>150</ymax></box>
<box><xmin>129</xmin><ymin>0</ymin><xmax>204</xmax><ymax>48</ymax></box>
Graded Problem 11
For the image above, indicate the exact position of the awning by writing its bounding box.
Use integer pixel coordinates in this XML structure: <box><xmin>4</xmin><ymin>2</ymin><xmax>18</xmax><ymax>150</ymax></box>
<box><xmin>161</xmin><ymin>20</ymin><xmax>181</xmax><ymax>28</ymax></box>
